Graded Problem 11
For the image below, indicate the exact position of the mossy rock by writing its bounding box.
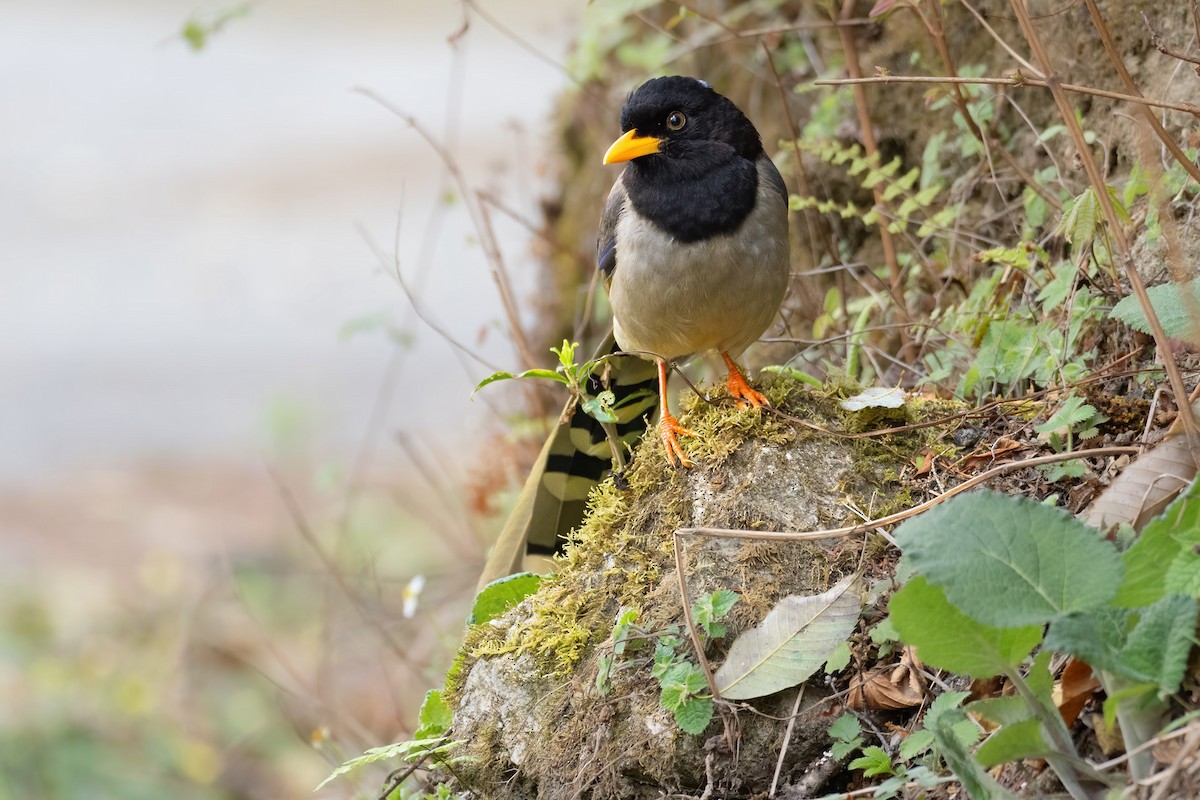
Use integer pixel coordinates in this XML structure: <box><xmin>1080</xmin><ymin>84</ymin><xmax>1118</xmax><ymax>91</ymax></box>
<box><xmin>445</xmin><ymin>376</ymin><xmax>964</xmax><ymax>799</ymax></box>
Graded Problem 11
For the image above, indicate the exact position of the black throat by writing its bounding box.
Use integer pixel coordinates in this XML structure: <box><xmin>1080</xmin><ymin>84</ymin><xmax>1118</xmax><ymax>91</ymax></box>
<box><xmin>622</xmin><ymin>148</ymin><xmax>759</xmax><ymax>244</ymax></box>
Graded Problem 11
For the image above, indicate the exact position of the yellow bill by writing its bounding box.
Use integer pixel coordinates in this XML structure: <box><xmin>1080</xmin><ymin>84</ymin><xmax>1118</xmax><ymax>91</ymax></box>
<box><xmin>602</xmin><ymin>129</ymin><xmax>662</xmax><ymax>165</ymax></box>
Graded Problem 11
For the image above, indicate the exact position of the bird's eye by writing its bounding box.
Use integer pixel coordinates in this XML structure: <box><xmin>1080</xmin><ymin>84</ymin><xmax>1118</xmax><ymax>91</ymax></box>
<box><xmin>666</xmin><ymin>111</ymin><xmax>686</xmax><ymax>131</ymax></box>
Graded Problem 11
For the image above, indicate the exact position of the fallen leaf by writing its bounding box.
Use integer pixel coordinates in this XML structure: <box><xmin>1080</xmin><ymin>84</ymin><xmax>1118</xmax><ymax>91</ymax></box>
<box><xmin>847</xmin><ymin>645</ymin><xmax>927</xmax><ymax>710</ymax></box>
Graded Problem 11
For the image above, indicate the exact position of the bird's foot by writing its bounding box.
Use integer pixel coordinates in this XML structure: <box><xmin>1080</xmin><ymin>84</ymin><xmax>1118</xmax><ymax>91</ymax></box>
<box><xmin>659</xmin><ymin>412</ymin><xmax>697</xmax><ymax>468</ymax></box>
<box><xmin>722</xmin><ymin>354</ymin><xmax>769</xmax><ymax>410</ymax></box>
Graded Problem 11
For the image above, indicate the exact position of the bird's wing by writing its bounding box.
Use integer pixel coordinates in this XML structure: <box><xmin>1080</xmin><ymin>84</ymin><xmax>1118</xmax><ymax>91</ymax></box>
<box><xmin>477</xmin><ymin>331</ymin><xmax>658</xmax><ymax>589</ymax></box>
<box><xmin>759</xmin><ymin>154</ymin><xmax>787</xmax><ymax>204</ymax></box>
<box><xmin>596</xmin><ymin>173</ymin><xmax>627</xmax><ymax>280</ymax></box>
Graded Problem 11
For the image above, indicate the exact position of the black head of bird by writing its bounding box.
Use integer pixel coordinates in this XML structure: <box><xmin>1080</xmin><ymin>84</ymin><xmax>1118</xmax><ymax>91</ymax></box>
<box><xmin>598</xmin><ymin>75</ymin><xmax>790</xmax><ymax>467</ymax></box>
<box><xmin>603</xmin><ymin>76</ymin><xmax>766</xmax><ymax>244</ymax></box>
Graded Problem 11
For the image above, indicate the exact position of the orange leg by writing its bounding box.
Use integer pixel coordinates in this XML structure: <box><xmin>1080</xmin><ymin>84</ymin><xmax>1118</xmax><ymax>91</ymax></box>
<box><xmin>657</xmin><ymin>359</ymin><xmax>696</xmax><ymax>468</ymax></box>
<box><xmin>721</xmin><ymin>352</ymin><xmax>769</xmax><ymax>410</ymax></box>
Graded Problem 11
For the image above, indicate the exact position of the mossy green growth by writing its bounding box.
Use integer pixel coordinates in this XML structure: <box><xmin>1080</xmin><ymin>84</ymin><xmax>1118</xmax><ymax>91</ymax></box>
<box><xmin>451</xmin><ymin>375</ymin><xmax>968</xmax><ymax>698</ymax></box>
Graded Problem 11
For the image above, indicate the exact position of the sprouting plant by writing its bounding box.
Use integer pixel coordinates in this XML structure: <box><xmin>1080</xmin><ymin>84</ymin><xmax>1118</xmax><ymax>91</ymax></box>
<box><xmin>595</xmin><ymin>591</ymin><xmax>739</xmax><ymax>735</ymax></box>
<box><xmin>474</xmin><ymin>340</ymin><xmax>642</xmax><ymax>469</ymax></box>
<box><xmin>1034</xmin><ymin>393</ymin><xmax>1109</xmax><ymax>481</ymax></box>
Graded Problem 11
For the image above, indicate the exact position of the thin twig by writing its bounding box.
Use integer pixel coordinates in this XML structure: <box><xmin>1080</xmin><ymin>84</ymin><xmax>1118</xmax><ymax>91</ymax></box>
<box><xmin>815</xmin><ymin>74</ymin><xmax>1200</xmax><ymax>118</ymax></box>
<box><xmin>1082</xmin><ymin>0</ymin><xmax>1200</xmax><ymax>185</ymax></box>
<box><xmin>677</xmin><ymin>445</ymin><xmax>1140</xmax><ymax>544</ymax></box>
<box><xmin>672</xmin><ymin>531</ymin><xmax>735</xmax><ymax>750</ymax></box>
<box><xmin>1142</xmin><ymin>12</ymin><xmax>1200</xmax><ymax>67</ymax></box>
<box><xmin>836</xmin><ymin>0</ymin><xmax>904</xmax><ymax>305</ymax></box>
<box><xmin>769</xmin><ymin>686</ymin><xmax>805</xmax><ymax>798</ymax></box>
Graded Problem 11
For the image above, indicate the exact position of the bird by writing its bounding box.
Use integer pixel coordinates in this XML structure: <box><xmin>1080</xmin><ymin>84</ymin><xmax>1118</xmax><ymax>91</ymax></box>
<box><xmin>599</xmin><ymin>75</ymin><xmax>790</xmax><ymax>468</ymax></box>
<box><xmin>478</xmin><ymin>76</ymin><xmax>789</xmax><ymax>587</ymax></box>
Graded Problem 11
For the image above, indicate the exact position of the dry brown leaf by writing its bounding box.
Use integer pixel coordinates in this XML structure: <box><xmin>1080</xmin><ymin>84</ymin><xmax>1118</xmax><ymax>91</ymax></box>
<box><xmin>962</xmin><ymin>436</ymin><xmax>1026</xmax><ymax>467</ymax></box>
<box><xmin>846</xmin><ymin>645</ymin><xmax>927</xmax><ymax>710</ymax></box>
<box><xmin>1083</xmin><ymin>433</ymin><xmax>1200</xmax><ymax>531</ymax></box>
<box><xmin>1053</xmin><ymin>658</ymin><xmax>1101</xmax><ymax>727</ymax></box>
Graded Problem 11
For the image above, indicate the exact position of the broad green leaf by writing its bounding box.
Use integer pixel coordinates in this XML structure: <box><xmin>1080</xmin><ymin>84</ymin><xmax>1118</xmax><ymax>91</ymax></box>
<box><xmin>714</xmin><ymin>576</ymin><xmax>860</xmax><ymax>700</ymax></box>
<box><xmin>824</xmin><ymin>641</ymin><xmax>852</xmax><ymax>673</ymax></box>
<box><xmin>1111</xmin><ymin>281</ymin><xmax>1200</xmax><ymax>342</ymax></box>
<box><xmin>968</xmin><ymin>695</ymin><xmax>1032</xmax><ymax>727</ymax></box>
<box><xmin>412</xmin><ymin>690</ymin><xmax>452</xmax><ymax>740</ymax></box>
<box><xmin>895</xmin><ymin>491</ymin><xmax>1121</xmax><ymax>626</ymax></box>
<box><xmin>1045</xmin><ymin>595</ymin><xmax>1197</xmax><ymax>693</ymax></box>
<box><xmin>890</xmin><ymin>577</ymin><xmax>1041</xmax><ymax>677</ymax></box>
<box><xmin>899</xmin><ymin>729</ymin><xmax>934</xmax><ymax>760</ymax></box>
<box><xmin>1166</xmin><ymin>552</ymin><xmax>1200</xmax><ymax>597</ymax></box>
<box><xmin>975</xmin><ymin>718</ymin><xmax>1048</xmax><ymax>768</ymax></box>
<box><xmin>1124</xmin><ymin>595</ymin><xmax>1197</xmax><ymax>694</ymax></box>
<box><xmin>673</xmin><ymin>697</ymin><xmax>714</xmax><ymax>734</ymax></box>
<box><xmin>659</xmin><ymin>662</ymin><xmax>708</xmax><ymax>711</ymax></box>
<box><xmin>692</xmin><ymin>589</ymin><xmax>738</xmax><ymax>639</ymax></box>
<box><xmin>1116</xmin><ymin>476</ymin><xmax>1200</xmax><ymax>606</ymax></box>
<box><xmin>468</xmin><ymin>572</ymin><xmax>541</xmax><ymax>625</ymax></box>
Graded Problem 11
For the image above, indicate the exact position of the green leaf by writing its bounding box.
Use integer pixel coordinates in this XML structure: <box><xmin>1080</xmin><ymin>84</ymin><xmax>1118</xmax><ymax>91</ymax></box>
<box><xmin>1111</xmin><ymin>281</ymin><xmax>1200</xmax><ymax>342</ymax></box>
<box><xmin>1044</xmin><ymin>595</ymin><xmax>1197</xmax><ymax>693</ymax></box>
<box><xmin>924</xmin><ymin>690</ymin><xmax>980</xmax><ymax>749</ymax></box>
<box><xmin>828</xmin><ymin>713</ymin><xmax>863</xmax><ymax>744</ymax></box>
<box><xmin>1116</xmin><ymin>477</ymin><xmax>1200</xmax><ymax>606</ymax></box>
<box><xmin>824</xmin><ymin>640</ymin><xmax>852</xmax><ymax>673</ymax></box>
<box><xmin>413</xmin><ymin>690</ymin><xmax>452</xmax><ymax>740</ymax></box>
<box><xmin>472</xmin><ymin>368</ymin><xmax>567</xmax><ymax>396</ymax></box>
<box><xmin>895</xmin><ymin>491</ymin><xmax>1121</xmax><ymax>626</ymax></box>
<box><xmin>659</xmin><ymin>662</ymin><xmax>708</xmax><ymax>711</ymax></box>
<box><xmin>714</xmin><ymin>576</ymin><xmax>861</xmax><ymax>700</ymax></box>
<box><xmin>673</xmin><ymin>697</ymin><xmax>714</xmax><ymax>734</ymax></box>
<box><xmin>968</xmin><ymin>695</ymin><xmax>1034</xmax><ymax>727</ymax></box>
<box><xmin>931</xmin><ymin>709</ymin><xmax>1019</xmax><ymax>800</ymax></box>
<box><xmin>610</xmin><ymin>607</ymin><xmax>640</xmax><ymax>656</ymax></box>
<box><xmin>315</xmin><ymin>737</ymin><xmax>459</xmax><ymax>791</ymax></box>
<box><xmin>1057</xmin><ymin>187</ymin><xmax>1099</xmax><ymax>245</ymax></box>
<box><xmin>760</xmin><ymin>364</ymin><xmax>823</xmax><ymax>387</ymax></box>
<box><xmin>1034</xmin><ymin>395</ymin><xmax>1098</xmax><ymax>435</ymax></box>
<box><xmin>1102</xmin><ymin>682</ymin><xmax>1158</xmax><ymax>730</ymax></box>
<box><xmin>890</xmin><ymin>577</ymin><xmax>1042</xmax><ymax>678</ymax></box>
<box><xmin>975</xmin><ymin>718</ymin><xmax>1048</xmax><ymax>768</ymax></box>
<box><xmin>899</xmin><ymin>729</ymin><xmax>934</xmax><ymax>760</ymax></box>
<box><xmin>1124</xmin><ymin>595</ymin><xmax>1197</xmax><ymax>694</ymax></box>
<box><xmin>692</xmin><ymin>589</ymin><xmax>739</xmax><ymax>639</ymax></box>
<box><xmin>468</xmin><ymin>572</ymin><xmax>541</xmax><ymax>625</ymax></box>
<box><xmin>848</xmin><ymin>745</ymin><xmax>893</xmax><ymax>777</ymax></box>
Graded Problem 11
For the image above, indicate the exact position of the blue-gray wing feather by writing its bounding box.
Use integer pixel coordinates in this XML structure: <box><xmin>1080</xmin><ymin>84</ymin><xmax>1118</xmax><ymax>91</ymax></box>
<box><xmin>597</xmin><ymin>173</ymin><xmax>626</xmax><ymax>280</ymax></box>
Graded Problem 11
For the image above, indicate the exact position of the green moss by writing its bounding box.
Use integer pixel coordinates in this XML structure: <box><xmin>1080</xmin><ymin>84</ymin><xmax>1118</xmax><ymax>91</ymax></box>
<box><xmin>452</xmin><ymin>375</ymin><xmax>967</xmax><ymax>700</ymax></box>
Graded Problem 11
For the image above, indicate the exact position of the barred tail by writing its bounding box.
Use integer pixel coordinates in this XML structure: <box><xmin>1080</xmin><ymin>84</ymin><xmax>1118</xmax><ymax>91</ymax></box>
<box><xmin>478</xmin><ymin>334</ymin><xmax>657</xmax><ymax>587</ymax></box>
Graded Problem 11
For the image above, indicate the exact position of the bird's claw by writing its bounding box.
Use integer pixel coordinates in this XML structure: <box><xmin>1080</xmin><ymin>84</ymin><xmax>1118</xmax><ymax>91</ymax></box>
<box><xmin>726</xmin><ymin>367</ymin><xmax>770</xmax><ymax>410</ymax></box>
<box><xmin>659</xmin><ymin>413</ymin><xmax>697</xmax><ymax>468</ymax></box>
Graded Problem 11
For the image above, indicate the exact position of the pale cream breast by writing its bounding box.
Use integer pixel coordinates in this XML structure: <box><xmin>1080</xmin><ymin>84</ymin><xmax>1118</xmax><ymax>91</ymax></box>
<box><xmin>608</xmin><ymin>165</ymin><xmax>789</xmax><ymax>362</ymax></box>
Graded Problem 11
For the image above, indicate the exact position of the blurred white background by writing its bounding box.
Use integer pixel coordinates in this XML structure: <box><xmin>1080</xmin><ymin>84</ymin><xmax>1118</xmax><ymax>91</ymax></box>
<box><xmin>0</xmin><ymin>0</ymin><xmax>585</xmax><ymax>564</ymax></box>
